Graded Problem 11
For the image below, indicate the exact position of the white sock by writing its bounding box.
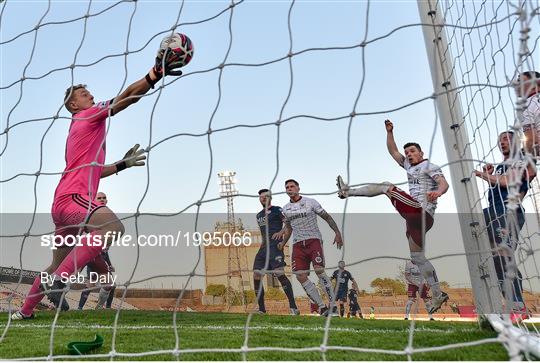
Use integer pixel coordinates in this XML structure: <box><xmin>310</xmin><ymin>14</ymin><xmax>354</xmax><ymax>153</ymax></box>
<box><xmin>95</xmin><ymin>288</ymin><xmax>109</xmax><ymax>309</ymax></box>
<box><xmin>318</xmin><ymin>273</ymin><xmax>336</xmax><ymax>306</ymax></box>
<box><xmin>348</xmin><ymin>182</ymin><xmax>391</xmax><ymax>197</ymax></box>
<box><xmin>405</xmin><ymin>299</ymin><xmax>414</xmax><ymax>318</ymax></box>
<box><xmin>411</xmin><ymin>251</ymin><xmax>442</xmax><ymax>297</ymax></box>
<box><xmin>301</xmin><ymin>280</ymin><xmax>325</xmax><ymax>308</ymax></box>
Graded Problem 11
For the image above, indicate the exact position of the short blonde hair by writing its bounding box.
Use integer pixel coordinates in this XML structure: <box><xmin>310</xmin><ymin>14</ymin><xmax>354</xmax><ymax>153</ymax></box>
<box><xmin>63</xmin><ymin>84</ymin><xmax>87</xmax><ymax>113</ymax></box>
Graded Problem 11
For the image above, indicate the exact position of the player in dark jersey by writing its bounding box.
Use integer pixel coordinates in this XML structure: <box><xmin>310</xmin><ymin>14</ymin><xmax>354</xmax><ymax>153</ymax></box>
<box><xmin>347</xmin><ymin>288</ymin><xmax>363</xmax><ymax>318</ymax></box>
<box><xmin>77</xmin><ymin>249</ymin><xmax>114</xmax><ymax>310</ymax></box>
<box><xmin>78</xmin><ymin>192</ymin><xmax>116</xmax><ymax>310</ymax></box>
<box><xmin>331</xmin><ymin>261</ymin><xmax>359</xmax><ymax>317</ymax></box>
<box><xmin>475</xmin><ymin>130</ymin><xmax>536</xmax><ymax>319</ymax></box>
<box><xmin>253</xmin><ymin>189</ymin><xmax>299</xmax><ymax>315</ymax></box>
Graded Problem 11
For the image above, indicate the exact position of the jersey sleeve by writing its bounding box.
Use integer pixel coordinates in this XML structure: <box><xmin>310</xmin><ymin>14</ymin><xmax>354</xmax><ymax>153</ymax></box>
<box><xmin>427</xmin><ymin>162</ymin><xmax>444</xmax><ymax>180</ymax></box>
<box><xmin>76</xmin><ymin>100</ymin><xmax>112</xmax><ymax>124</ymax></box>
<box><xmin>311</xmin><ymin>198</ymin><xmax>324</xmax><ymax>214</ymax></box>
<box><xmin>281</xmin><ymin>209</ymin><xmax>289</xmax><ymax>223</ymax></box>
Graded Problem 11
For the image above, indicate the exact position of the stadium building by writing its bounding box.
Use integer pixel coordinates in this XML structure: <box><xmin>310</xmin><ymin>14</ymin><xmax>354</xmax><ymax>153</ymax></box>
<box><xmin>203</xmin><ymin>220</ymin><xmax>292</xmax><ymax>293</ymax></box>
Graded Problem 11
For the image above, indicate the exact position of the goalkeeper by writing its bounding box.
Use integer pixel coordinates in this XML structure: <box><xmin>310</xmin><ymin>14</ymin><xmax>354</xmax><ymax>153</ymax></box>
<box><xmin>12</xmin><ymin>41</ymin><xmax>185</xmax><ymax>320</ymax></box>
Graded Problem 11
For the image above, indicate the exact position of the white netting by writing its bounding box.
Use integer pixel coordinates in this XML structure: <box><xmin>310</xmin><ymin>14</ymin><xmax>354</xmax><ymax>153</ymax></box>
<box><xmin>1</xmin><ymin>0</ymin><xmax>539</xmax><ymax>360</ymax></box>
<box><xmin>428</xmin><ymin>0</ymin><xmax>540</xmax><ymax>359</ymax></box>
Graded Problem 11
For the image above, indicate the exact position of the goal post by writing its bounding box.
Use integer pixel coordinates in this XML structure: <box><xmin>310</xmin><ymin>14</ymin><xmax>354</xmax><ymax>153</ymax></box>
<box><xmin>418</xmin><ymin>0</ymin><xmax>540</xmax><ymax>358</ymax></box>
<box><xmin>2</xmin><ymin>0</ymin><xmax>540</xmax><ymax>360</ymax></box>
<box><xmin>417</xmin><ymin>0</ymin><xmax>503</xmax><ymax>318</ymax></box>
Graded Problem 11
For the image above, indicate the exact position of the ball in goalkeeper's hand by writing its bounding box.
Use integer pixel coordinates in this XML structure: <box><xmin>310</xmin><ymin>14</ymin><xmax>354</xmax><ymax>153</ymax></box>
<box><xmin>158</xmin><ymin>33</ymin><xmax>194</xmax><ymax>72</ymax></box>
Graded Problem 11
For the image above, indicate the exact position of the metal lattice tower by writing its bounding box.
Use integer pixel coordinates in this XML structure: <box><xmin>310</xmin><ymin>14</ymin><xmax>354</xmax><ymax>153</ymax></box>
<box><xmin>217</xmin><ymin>171</ymin><xmax>246</xmax><ymax>308</ymax></box>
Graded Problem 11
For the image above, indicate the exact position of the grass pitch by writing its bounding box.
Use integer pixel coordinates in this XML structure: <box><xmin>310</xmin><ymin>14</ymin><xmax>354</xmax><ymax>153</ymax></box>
<box><xmin>0</xmin><ymin>310</ymin><xmax>509</xmax><ymax>360</ymax></box>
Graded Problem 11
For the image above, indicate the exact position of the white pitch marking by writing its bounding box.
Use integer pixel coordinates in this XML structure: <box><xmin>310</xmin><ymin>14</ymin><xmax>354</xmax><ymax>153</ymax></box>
<box><xmin>0</xmin><ymin>323</ymin><xmax>477</xmax><ymax>334</ymax></box>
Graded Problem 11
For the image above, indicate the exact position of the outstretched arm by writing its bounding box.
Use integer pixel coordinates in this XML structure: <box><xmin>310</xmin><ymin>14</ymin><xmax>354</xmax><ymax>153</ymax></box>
<box><xmin>475</xmin><ymin>170</ymin><xmax>509</xmax><ymax>188</ymax></box>
<box><xmin>474</xmin><ymin>160</ymin><xmax>537</xmax><ymax>189</ymax></box>
<box><xmin>385</xmin><ymin>119</ymin><xmax>405</xmax><ymax>166</ymax></box>
<box><xmin>101</xmin><ymin>144</ymin><xmax>146</xmax><ymax>178</ymax></box>
<box><xmin>110</xmin><ymin>37</ymin><xmax>189</xmax><ymax>116</ymax></box>
<box><xmin>109</xmin><ymin>69</ymin><xmax>160</xmax><ymax>116</ymax></box>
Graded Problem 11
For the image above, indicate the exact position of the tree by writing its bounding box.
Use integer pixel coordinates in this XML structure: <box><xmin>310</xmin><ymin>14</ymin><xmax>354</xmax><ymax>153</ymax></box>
<box><xmin>205</xmin><ymin>284</ymin><xmax>226</xmax><ymax>296</ymax></box>
<box><xmin>370</xmin><ymin>277</ymin><xmax>406</xmax><ymax>295</ymax></box>
<box><xmin>266</xmin><ymin>287</ymin><xmax>286</xmax><ymax>300</ymax></box>
<box><xmin>439</xmin><ymin>281</ymin><xmax>450</xmax><ymax>289</ymax></box>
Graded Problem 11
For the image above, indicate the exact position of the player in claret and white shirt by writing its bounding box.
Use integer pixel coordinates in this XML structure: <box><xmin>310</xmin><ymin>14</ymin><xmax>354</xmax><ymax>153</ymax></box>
<box><xmin>336</xmin><ymin>119</ymin><xmax>449</xmax><ymax>314</ymax></box>
<box><xmin>404</xmin><ymin>260</ymin><xmax>433</xmax><ymax>320</ymax></box>
<box><xmin>274</xmin><ymin>179</ymin><xmax>343</xmax><ymax>316</ymax></box>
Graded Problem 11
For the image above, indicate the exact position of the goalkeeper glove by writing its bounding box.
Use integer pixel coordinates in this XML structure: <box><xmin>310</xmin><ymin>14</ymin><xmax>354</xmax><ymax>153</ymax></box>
<box><xmin>115</xmin><ymin>144</ymin><xmax>146</xmax><ymax>172</ymax></box>
<box><xmin>153</xmin><ymin>48</ymin><xmax>184</xmax><ymax>77</ymax></box>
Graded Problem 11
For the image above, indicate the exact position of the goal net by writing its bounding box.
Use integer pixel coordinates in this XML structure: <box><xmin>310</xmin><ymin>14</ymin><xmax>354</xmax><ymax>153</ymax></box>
<box><xmin>1</xmin><ymin>0</ymin><xmax>539</xmax><ymax>360</ymax></box>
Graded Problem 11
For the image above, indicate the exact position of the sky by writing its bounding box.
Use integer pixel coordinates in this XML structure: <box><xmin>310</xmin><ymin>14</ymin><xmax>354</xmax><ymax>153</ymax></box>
<box><xmin>1</xmin><ymin>0</ymin><xmax>540</xmax><ymax>294</ymax></box>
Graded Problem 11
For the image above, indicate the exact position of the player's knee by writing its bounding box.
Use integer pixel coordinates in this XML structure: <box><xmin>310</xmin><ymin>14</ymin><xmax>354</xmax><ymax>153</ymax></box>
<box><xmin>103</xmin><ymin>222</ymin><xmax>125</xmax><ymax>244</ymax></box>
<box><xmin>296</xmin><ymin>273</ymin><xmax>308</xmax><ymax>283</ymax></box>
<box><xmin>314</xmin><ymin>266</ymin><xmax>326</xmax><ymax>275</ymax></box>
<box><xmin>115</xmin><ymin>221</ymin><xmax>126</xmax><ymax>236</ymax></box>
<box><xmin>408</xmin><ymin>235</ymin><xmax>424</xmax><ymax>251</ymax></box>
<box><xmin>410</xmin><ymin>251</ymin><xmax>427</xmax><ymax>266</ymax></box>
<box><xmin>381</xmin><ymin>181</ymin><xmax>394</xmax><ymax>190</ymax></box>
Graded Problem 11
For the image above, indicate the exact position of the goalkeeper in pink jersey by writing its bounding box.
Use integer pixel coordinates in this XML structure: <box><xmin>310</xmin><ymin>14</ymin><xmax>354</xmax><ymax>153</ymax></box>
<box><xmin>12</xmin><ymin>43</ymin><xmax>185</xmax><ymax>320</ymax></box>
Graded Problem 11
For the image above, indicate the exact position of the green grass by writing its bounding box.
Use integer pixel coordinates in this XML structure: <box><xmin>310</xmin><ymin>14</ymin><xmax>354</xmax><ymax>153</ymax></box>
<box><xmin>0</xmin><ymin>310</ymin><xmax>510</xmax><ymax>360</ymax></box>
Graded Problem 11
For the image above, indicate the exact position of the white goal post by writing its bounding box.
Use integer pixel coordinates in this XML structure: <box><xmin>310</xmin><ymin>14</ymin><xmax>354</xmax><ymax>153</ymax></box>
<box><xmin>418</xmin><ymin>0</ymin><xmax>540</xmax><ymax>358</ymax></box>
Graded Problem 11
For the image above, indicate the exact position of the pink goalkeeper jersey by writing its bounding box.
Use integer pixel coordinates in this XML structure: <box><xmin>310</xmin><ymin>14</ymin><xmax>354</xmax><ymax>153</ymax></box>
<box><xmin>53</xmin><ymin>100</ymin><xmax>112</xmax><ymax>202</ymax></box>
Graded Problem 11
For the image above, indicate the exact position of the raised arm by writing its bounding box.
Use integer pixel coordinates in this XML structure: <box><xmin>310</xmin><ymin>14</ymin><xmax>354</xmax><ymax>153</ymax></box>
<box><xmin>109</xmin><ymin>69</ymin><xmax>159</xmax><ymax>116</ymax></box>
<box><xmin>385</xmin><ymin>119</ymin><xmax>405</xmax><ymax>166</ymax></box>
<box><xmin>110</xmin><ymin>38</ymin><xmax>188</xmax><ymax>116</ymax></box>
